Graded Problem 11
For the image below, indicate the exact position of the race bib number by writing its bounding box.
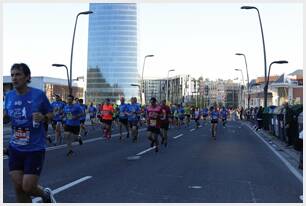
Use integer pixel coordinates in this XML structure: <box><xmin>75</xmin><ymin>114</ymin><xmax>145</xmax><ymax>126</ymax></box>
<box><xmin>150</xmin><ymin>119</ymin><xmax>157</xmax><ymax>127</ymax></box>
<box><xmin>67</xmin><ymin>112</ymin><xmax>73</xmax><ymax>120</ymax></box>
<box><xmin>13</xmin><ymin>128</ymin><xmax>30</xmax><ymax>146</ymax></box>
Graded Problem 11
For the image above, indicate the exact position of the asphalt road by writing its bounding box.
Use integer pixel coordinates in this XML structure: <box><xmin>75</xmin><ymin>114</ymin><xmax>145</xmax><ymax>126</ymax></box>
<box><xmin>3</xmin><ymin>120</ymin><xmax>303</xmax><ymax>203</ymax></box>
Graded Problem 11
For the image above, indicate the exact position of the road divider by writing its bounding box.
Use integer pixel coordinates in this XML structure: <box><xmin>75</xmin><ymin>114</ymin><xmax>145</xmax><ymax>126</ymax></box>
<box><xmin>32</xmin><ymin>176</ymin><xmax>93</xmax><ymax>203</ymax></box>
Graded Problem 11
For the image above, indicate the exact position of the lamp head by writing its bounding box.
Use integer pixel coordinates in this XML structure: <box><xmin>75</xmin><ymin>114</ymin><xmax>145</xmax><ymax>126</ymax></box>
<box><xmin>235</xmin><ymin>53</ymin><xmax>243</xmax><ymax>56</ymax></box>
<box><xmin>145</xmin><ymin>55</ymin><xmax>154</xmax><ymax>58</ymax></box>
<box><xmin>79</xmin><ymin>11</ymin><xmax>93</xmax><ymax>15</ymax></box>
<box><xmin>52</xmin><ymin>64</ymin><xmax>65</xmax><ymax>67</ymax></box>
<box><xmin>275</xmin><ymin>60</ymin><xmax>288</xmax><ymax>64</ymax></box>
<box><xmin>241</xmin><ymin>6</ymin><xmax>257</xmax><ymax>10</ymax></box>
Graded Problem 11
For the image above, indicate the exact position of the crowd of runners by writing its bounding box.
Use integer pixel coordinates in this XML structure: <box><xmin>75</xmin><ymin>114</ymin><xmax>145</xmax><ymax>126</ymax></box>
<box><xmin>3</xmin><ymin>63</ymin><xmax>239</xmax><ymax>203</ymax></box>
<box><xmin>46</xmin><ymin>93</ymin><xmax>235</xmax><ymax>152</ymax></box>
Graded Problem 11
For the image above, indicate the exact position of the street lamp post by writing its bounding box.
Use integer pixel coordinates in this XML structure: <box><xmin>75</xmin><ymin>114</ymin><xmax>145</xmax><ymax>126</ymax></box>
<box><xmin>241</xmin><ymin>6</ymin><xmax>267</xmax><ymax>108</ymax></box>
<box><xmin>235</xmin><ymin>53</ymin><xmax>250</xmax><ymax>110</ymax></box>
<box><xmin>235</xmin><ymin>69</ymin><xmax>245</xmax><ymax>107</ymax></box>
<box><xmin>70</xmin><ymin>11</ymin><xmax>93</xmax><ymax>96</ymax></box>
<box><xmin>166</xmin><ymin>69</ymin><xmax>175</xmax><ymax>104</ymax></box>
<box><xmin>140</xmin><ymin>55</ymin><xmax>154</xmax><ymax>105</ymax></box>
<box><xmin>131</xmin><ymin>83</ymin><xmax>141</xmax><ymax>103</ymax></box>
<box><xmin>264</xmin><ymin>60</ymin><xmax>288</xmax><ymax>106</ymax></box>
<box><xmin>52</xmin><ymin>64</ymin><xmax>71</xmax><ymax>95</ymax></box>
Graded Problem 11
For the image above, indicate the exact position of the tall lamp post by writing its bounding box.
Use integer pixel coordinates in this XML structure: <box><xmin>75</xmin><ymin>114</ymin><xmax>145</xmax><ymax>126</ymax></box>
<box><xmin>235</xmin><ymin>69</ymin><xmax>245</xmax><ymax>107</ymax></box>
<box><xmin>166</xmin><ymin>69</ymin><xmax>175</xmax><ymax>104</ymax></box>
<box><xmin>141</xmin><ymin>54</ymin><xmax>154</xmax><ymax>105</ymax></box>
<box><xmin>235</xmin><ymin>53</ymin><xmax>250</xmax><ymax>110</ymax></box>
<box><xmin>264</xmin><ymin>60</ymin><xmax>288</xmax><ymax>106</ymax></box>
<box><xmin>131</xmin><ymin>83</ymin><xmax>141</xmax><ymax>103</ymax></box>
<box><xmin>70</xmin><ymin>11</ymin><xmax>93</xmax><ymax>96</ymax></box>
<box><xmin>241</xmin><ymin>6</ymin><xmax>267</xmax><ymax>108</ymax></box>
<box><xmin>52</xmin><ymin>64</ymin><xmax>71</xmax><ymax>95</ymax></box>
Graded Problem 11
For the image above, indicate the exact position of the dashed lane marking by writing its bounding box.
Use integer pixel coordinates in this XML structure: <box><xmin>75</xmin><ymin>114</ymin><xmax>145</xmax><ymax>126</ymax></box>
<box><xmin>190</xmin><ymin>128</ymin><xmax>195</xmax><ymax>132</ymax></box>
<box><xmin>173</xmin><ymin>134</ymin><xmax>184</xmax><ymax>139</ymax></box>
<box><xmin>32</xmin><ymin>176</ymin><xmax>92</xmax><ymax>203</ymax></box>
<box><xmin>136</xmin><ymin>147</ymin><xmax>156</xmax><ymax>156</ymax></box>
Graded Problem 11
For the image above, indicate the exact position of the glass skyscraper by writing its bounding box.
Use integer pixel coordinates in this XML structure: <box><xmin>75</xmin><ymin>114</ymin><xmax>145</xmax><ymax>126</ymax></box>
<box><xmin>86</xmin><ymin>3</ymin><xmax>139</xmax><ymax>104</ymax></box>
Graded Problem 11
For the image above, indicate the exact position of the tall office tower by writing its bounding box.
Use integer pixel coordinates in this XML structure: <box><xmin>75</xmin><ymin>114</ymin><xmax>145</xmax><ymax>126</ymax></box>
<box><xmin>86</xmin><ymin>3</ymin><xmax>138</xmax><ymax>104</ymax></box>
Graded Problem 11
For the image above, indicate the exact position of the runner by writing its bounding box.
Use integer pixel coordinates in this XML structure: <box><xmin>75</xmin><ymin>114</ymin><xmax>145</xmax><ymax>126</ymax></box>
<box><xmin>3</xmin><ymin>63</ymin><xmax>56</xmax><ymax>202</ymax></box>
<box><xmin>194</xmin><ymin>107</ymin><xmax>201</xmax><ymax>129</ymax></box>
<box><xmin>127</xmin><ymin>97</ymin><xmax>141</xmax><ymax>143</ymax></box>
<box><xmin>78</xmin><ymin>99</ymin><xmax>88</xmax><ymax>142</ymax></box>
<box><xmin>210</xmin><ymin>106</ymin><xmax>219</xmax><ymax>140</ymax></box>
<box><xmin>101</xmin><ymin>98</ymin><xmax>114</xmax><ymax>141</ymax></box>
<box><xmin>51</xmin><ymin>94</ymin><xmax>65</xmax><ymax>145</ymax></box>
<box><xmin>160</xmin><ymin>100</ymin><xmax>171</xmax><ymax>147</ymax></box>
<box><xmin>63</xmin><ymin>95</ymin><xmax>83</xmax><ymax>155</ymax></box>
<box><xmin>88</xmin><ymin>102</ymin><xmax>97</xmax><ymax>129</ymax></box>
<box><xmin>118</xmin><ymin>97</ymin><xmax>130</xmax><ymax>140</ymax></box>
<box><xmin>173</xmin><ymin>104</ymin><xmax>179</xmax><ymax>128</ymax></box>
<box><xmin>220</xmin><ymin>106</ymin><xmax>228</xmax><ymax>127</ymax></box>
<box><xmin>184</xmin><ymin>104</ymin><xmax>191</xmax><ymax>127</ymax></box>
<box><xmin>112</xmin><ymin>103</ymin><xmax>119</xmax><ymax>129</ymax></box>
<box><xmin>202</xmin><ymin>107</ymin><xmax>209</xmax><ymax>123</ymax></box>
<box><xmin>146</xmin><ymin>97</ymin><xmax>163</xmax><ymax>152</ymax></box>
<box><xmin>177</xmin><ymin>104</ymin><xmax>185</xmax><ymax>128</ymax></box>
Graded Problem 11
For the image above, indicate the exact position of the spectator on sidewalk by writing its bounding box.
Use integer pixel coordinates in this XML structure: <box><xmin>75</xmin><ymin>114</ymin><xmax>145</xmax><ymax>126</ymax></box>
<box><xmin>298</xmin><ymin>130</ymin><xmax>303</xmax><ymax>170</ymax></box>
<box><xmin>256</xmin><ymin>106</ymin><xmax>264</xmax><ymax>131</ymax></box>
<box><xmin>284</xmin><ymin>102</ymin><xmax>294</xmax><ymax>147</ymax></box>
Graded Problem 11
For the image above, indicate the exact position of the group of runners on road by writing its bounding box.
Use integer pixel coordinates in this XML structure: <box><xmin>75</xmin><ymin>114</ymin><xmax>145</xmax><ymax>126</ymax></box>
<box><xmin>3</xmin><ymin>63</ymin><xmax>233</xmax><ymax>203</ymax></box>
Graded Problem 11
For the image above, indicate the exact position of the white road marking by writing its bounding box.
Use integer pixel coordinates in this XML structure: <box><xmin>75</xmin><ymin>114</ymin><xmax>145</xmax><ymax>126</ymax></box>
<box><xmin>173</xmin><ymin>134</ymin><xmax>183</xmax><ymax>139</ymax></box>
<box><xmin>299</xmin><ymin>195</ymin><xmax>303</xmax><ymax>201</ymax></box>
<box><xmin>190</xmin><ymin>129</ymin><xmax>195</xmax><ymax>132</ymax></box>
<box><xmin>136</xmin><ymin>147</ymin><xmax>156</xmax><ymax>156</ymax></box>
<box><xmin>244</xmin><ymin>123</ymin><xmax>303</xmax><ymax>184</ymax></box>
<box><xmin>188</xmin><ymin>186</ymin><xmax>202</xmax><ymax>189</ymax></box>
<box><xmin>135</xmin><ymin>133</ymin><xmax>184</xmax><ymax>156</ymax></box>
<box><xmin>199</xmin><ymin>125</ymin><xmax>203</xmax><ymax>128</ymax></box>
<box><xmin>32</xmin><ymin>176</ymin><xmax>92</xmax><ymax>203</ymax></box>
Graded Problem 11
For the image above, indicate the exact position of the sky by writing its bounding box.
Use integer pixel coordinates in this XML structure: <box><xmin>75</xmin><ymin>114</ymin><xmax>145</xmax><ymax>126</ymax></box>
<box><xmin>2</xmin><ymin>2</ymin><xmax>303</xmax><ymax>84</ymax></box>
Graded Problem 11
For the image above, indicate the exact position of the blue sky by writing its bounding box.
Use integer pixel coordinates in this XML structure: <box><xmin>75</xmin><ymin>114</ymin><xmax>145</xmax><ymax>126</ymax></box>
<box><xmin>2</xmin><ymin>2</ymin><xmax>303</xmax><ymax>83</ymax></box>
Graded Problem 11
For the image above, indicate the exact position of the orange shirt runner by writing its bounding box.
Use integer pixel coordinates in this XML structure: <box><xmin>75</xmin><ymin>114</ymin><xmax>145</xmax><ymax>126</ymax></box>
<box><xmin>101</xmin><ymin>104</ymin><xmax>114</xmax><ymax>120</ymax></box>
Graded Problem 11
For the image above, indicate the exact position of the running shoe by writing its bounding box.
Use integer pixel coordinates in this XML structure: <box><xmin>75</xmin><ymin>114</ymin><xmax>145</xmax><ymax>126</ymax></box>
<box><xmin>78</xmin><ymin>136</ymin><xmax>83</xmax><ymax>145</ymax></box>
<box><xmin>42</xmin><ymin>188</ymin><xmax>56</xmax><ymax>203</ymax></box>
<box><xmin>66</xmin><ymin>150</ymin><xmax>74</xmax><ymax>156</ymax></box>
<box><xmin>47</xmin><ymin>135</ymin><xmax>53</xmax><ymax>144</ymax></box>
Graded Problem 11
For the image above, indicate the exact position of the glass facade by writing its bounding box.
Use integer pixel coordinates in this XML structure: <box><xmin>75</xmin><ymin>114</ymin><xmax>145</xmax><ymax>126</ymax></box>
<box><xmin>86</xmin><ymin>3</ymin><xmax>139</xmax><ymax>104</ymax></box>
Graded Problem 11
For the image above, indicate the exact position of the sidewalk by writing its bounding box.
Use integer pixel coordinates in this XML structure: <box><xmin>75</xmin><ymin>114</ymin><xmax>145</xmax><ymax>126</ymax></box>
<box><xmin>244</xmin><ymin>120</ymin><xmax>302</xmax><ymax>176</ymax></box>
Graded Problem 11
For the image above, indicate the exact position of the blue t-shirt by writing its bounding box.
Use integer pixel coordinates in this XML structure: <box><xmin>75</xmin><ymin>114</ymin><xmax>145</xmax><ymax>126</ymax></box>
<box><xmin>88</xmin><ymin>106</ymin><xmax>97</xmax><ymax>118</ymax></box>
<box><xmin>5</xmin><ymin>87</ymin><xmax>52</xmax><ymax>151</ymax></box>
<box><xmin>128</xmin><ymin>103</ymin><xmax>140</xmax><ymax>121</ymax></box>
<box><xmin>119</xmin><ymin>103</ymin><xmax>129</xmax><ymax>120</ymax></box>
<box><xmin>221</xmin><ymin>110</ymin><xmax>228</xmax><ymax>119</ymax></box>
<box><xmin>203</xmin><ymin>108</ymin><xmax>209</xmax><ymax>116</ymax></box>
<box><xmin>178</xmin><ymin>108</ymin><xmax>185</xmax><ymax>118</ymax></box>
<box><xmin>79</xmin><ymin>104</ymin><xmax>87</xmax><ymax>121</ymax></box>
<box><xmin>51</xmin><ymin>100</ymin><xmax>65</xmax><ymax>121</ymax></box>
<box><xmin>63</xmin><ymin>104</ymin><xmax>83</xmax><ymax>126</ymax></box>
<box><xmin>211</xmin><ymin>111</ymin><xmax>219</xmax><ymax>120</ymax></box>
